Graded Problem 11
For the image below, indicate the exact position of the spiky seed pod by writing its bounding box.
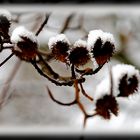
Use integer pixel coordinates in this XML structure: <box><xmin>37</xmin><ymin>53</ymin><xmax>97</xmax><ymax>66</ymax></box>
<box><xmin>94</xmin><ymin>78</ymin><xmax>118</xmax><ymax>119</ymax></box>
<box><xmin>11</xmin><ymin>26</ymin><xmax>38</xmax><ymax>61</ymax></box>
<box><xmin>68</xmin><ymin>40</ymin><xmax>91</xmax><ymax>67</ymax></box>
<box><xmin>95</xmin><ymin>95</ymin><xmax>118</xmax><ymax>119</ymax></box>
<box><xmin>112</xmin><ymin>64</ymin><xmax>140</xmax><ymax>97</ymax></box>
<box><xmin>87</xmin><ymin>30</ymin><xmax>115</xmax><ymax>65</ymax></box>
<box><xmin>0</xmin><ymin>9</ymin><xmax>12</xmax><ymax>39</ymax></box>
<box><xmin>48</xmin><ymin>34</ymin><xmax>70</xmax><ymax>63</ymax></box>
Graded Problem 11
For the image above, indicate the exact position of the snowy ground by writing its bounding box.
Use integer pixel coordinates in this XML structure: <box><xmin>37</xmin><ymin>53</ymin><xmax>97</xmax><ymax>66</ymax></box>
<box><xmin>0</xmin><ymin>5</ymin><xmax>140</xmax><ymax>136</ymax></box>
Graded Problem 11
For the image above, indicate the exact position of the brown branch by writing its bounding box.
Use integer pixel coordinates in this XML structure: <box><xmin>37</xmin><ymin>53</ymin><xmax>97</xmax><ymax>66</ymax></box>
<box><xmin>73</xmin><ymin>80</ymin><xmax>95</xmax><ymax>128</ymax></box>
<box><xmin>79</xmin><ymin>83</ymin><xmax>93</xmax><ymax>101</ymax></box>
<box><xmin>46</xmin><ymin>86</ymin><xmax>76</xmax><ymax>106</ymax></box>
<box><xmin>37</xmin><ymin>54</ymin><xmax>59</xmax><ymax>79</ymax></box>
<box><xmin>31</xmin><ymin>60</ymin><xmax>85</xmax><ymax>86</ymax></box>
<box><xmin>76</xmin><ymin>63</ymin><xmax>105</xmax><ymax>76</ymax></box>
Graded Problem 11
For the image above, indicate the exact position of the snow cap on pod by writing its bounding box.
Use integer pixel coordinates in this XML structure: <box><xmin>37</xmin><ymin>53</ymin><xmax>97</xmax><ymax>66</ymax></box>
<box><xmin>11</xmin><ymin>26</ymin><xmax>37</xmax><ymax>44</ymax></box>
<box><xmin>48</xmin><ymin>34</ymin><xmax>70</xmax><ymax>63</ymax></box>
<box><xmin>94</xmin><ymin>78</ymin><xmax>118</xmax><ymax>120</ymax></box>
<box><xmin>0</xmin><ymin>9</ymin><xmax>12</xmax><ymax>21</ymax></box>
<box><xmin>0</xmin><ymin>9</ymin><xmax>12</xmax><ymax>39</ymax></box>
<box><xmin>87</xmin><ymin>30</ymin><xmax>115</xmax><ymax>65</ymax></box>
<box><xmin>11</xmin><ymin>26</ymin><xmax>38</xmax><ymax>61</ymax></box>
<box><xmin>68</xmin><ymin>39</ymin><xmax>91</xmax><ymax>67</ymax></box>
<box><xmin>112</xmin><ymin>64</ymin><xmax>140</xmax><ymax>97</ymax></box>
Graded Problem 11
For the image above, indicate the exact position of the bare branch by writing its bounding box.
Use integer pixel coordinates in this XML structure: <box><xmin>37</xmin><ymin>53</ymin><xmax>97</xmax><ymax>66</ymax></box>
<box><xmin>0</xmin><ymin>53</ymin><xmax>14</xmax><ymax>67</ymax></box>
<box><xmin>79</xmin><ymin>83</ymin><xmax>93</xmax><ymax>101</ymax></box>
<box><xmin>60</xmin><ymin>13</ymin><xmax>75</xmax><ymax>33</ymax></box>
<box><xmin>35</xmin><ymin>13</ymin><xmax>51</xmax><ymax>36</ymax></box>
<box><xmin>76</xmin><ymin>63</ymin><xmax>105</xmax><ymax>76</ymax></box>
<box><xmin>46</xmin><ymin>86</ymin><xmax>76</xmax><ymax>106</ymax></box>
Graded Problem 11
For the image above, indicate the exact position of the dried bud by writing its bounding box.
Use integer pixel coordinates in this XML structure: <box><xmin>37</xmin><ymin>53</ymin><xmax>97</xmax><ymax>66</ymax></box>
<box><xmin>48</xmin><ymin>34</ymin><xmax>70</xmax><ymax>63</ymax></box>
<box><xmin>87</xmin><ymin>30</ymin><xmax>115</xmax><ymax>65</ymax></box>
<box><xmin>68</xmin><ymin>40</ymin><xmax>91</xmax><ymax>67</ymax></box>
<box><xmin>0</xmin><ymin>9</ymin><xmax>11</xmax><ymax>39</ymax></box>
<box><xmin>95</xmin><ymin>95</ymin><xmax>118</xmax><ymax>119</ymax></box>
<box><xmin>112</xmin><ymin>64</ymin><xmax>140</xmax><ymax>97</ymax></box>
<box><xmin>11</xmin><ymin>26</ymin><xmax>38</xmax><ymax>61</ymax></box>
<box><xmin>94</xmin><ymin>78</ymin><xmax>118</xmax><ymax>119</ymax></box>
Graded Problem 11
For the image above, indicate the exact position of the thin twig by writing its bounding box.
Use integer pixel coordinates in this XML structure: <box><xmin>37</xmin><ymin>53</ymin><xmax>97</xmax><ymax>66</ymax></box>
<box><xmin>37</xmin><ymin>54</ymin><xmax>59</xmax><ymax>79</ymax></box>
<box><xmin>3</xmin><ymin>46</ymin><xmax>13</xmax><ymax>50</ymax></box>
<box><xmin>35</xmin><ymin>13</ymin><xmax>51</xmax><ymax>36</ymax></box>
<box><xmin>46</xmin><ymin>86</ymin><xmax>76</xmax><ymax>106</ymax></box>
<box><xmin>71</xmin><ymin>64</ymin><xmax>76</xmax><ymax>79</ymax></box>
<box><xmin>74</xmin><ymin>80</ymin><xmax>95</xmax><ymax>128</ymax></box>
<box><xmin>31</xmin><ymin>60</ymin><xmax>76</xmax><ymax>86</ymax></box>
<box><xmin>60</xmin><ymin>13</ymin><xmax>75</xmax><ymax>33</ymax></box>
<box><xmin>109</xmin><ymin>66</ymin><xmax>113</xmax><ymax>96</ymax></box>
<box><xmin>37</xmin><ymin>54</ymin><xmax>85</xmax><ymax>86</ymax></box>
<box><xmin>79</xmin><ymin>83</ymin><xmax>93</xmax><ymax>101</ymax></box>
<box><xmin>0</xmin><ymin>53</ymin><xmax>14</xmax><ymax>67</ymax></box>
<box><xmin>76</xmin><ymin>63</ymin><xmax>105</xmax><ymax>76</ymax></box>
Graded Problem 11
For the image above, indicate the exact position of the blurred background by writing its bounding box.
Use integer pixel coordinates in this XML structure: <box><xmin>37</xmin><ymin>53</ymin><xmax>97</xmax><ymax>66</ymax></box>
<box><xmin>0</xmin><ymin>2</ymin><xmax>140</xmax><ymax>138</ymax></box>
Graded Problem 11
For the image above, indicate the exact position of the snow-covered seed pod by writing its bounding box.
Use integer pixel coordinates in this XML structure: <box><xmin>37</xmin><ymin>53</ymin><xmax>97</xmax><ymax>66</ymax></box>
<box><xmin>94</xmin><ymin>78</ymin><xmax>118</xmax><ymax>119</ymax></box>
<box><xmin>48</xmin><ymin>34</ymin><xmax>70</xmax><ymax>63</ymax></box>
<box><xmin>0</xmin><ymin>9</ymin><xmax>12</xmax><ymax>39</ymax></box>
<box><xmin>112</xmin><ymin>64</ymin><xmax>140</xmax><ymax>97</ymax></box>
<box><xmin>11</xmin><ymin>26</ymin><xmax>38</xmax><ymax>61</ymax></box>
<box><xmin>68</xmin><ymin>39</ymin><xmax>91</xmax><ymax>67</ymax></box>
<box><xmin>87</xmin><ymin>30</ymin><xmax>115</xmax><ymax>65</ymax></box>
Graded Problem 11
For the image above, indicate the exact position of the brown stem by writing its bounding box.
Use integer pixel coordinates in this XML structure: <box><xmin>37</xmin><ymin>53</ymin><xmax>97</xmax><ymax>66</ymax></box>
<box><xmin>46</xmin><ymin>86</ymin><xmax>76</xmax><ymax>106</ymax></box>
<box><xmin>109</xmin><ymin>67</ymin><xmax>113</xmax><ymax>96</ymax></box>
<box><xmin>74</xmin><ymin>80</ymin><xmax>95</xmax><ymax>128</ymax></box>
<box><xmin>76</xmin><ymin>63</ymin><xmax>105</xmax><ymax>76</ymax></box>
<box><xmin>31</xmin><ymin>60</ymin><xmax>85</xmax><ymax>86</ymax></box>
<box><xmin>71</xmin><ymin>64</ymin><xmax>76</xmax><ymax>79</ymax></box>
<box><xmin>37</xmin><ymin>54</ymin><xmax>59</xmax><ymax>79</ymax></box>
<box><xmin>79</xmin><ymin>83</ymin><xmax>93</xmax><ymax>101</ymax></box>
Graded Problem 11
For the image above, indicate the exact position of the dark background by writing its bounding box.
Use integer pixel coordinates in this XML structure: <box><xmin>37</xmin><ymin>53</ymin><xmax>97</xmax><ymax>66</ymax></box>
<box><xmin>0</xmin><ymin>0</ymin><xmax>140</xmax><ymax>4</ymax></box>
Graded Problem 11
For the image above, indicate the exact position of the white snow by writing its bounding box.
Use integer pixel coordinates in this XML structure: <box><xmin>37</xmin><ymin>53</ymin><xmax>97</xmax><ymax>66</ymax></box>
<box><xmin>0</xmin><ymin>9</ymin><xmax>12</xmax><ymax>21</ymax></box>
<box><xmin>112</xmin><ymin>64</ymin><xmax>140</xmax><ymax>97</ymax></box>
<box><xmin>73</xmin><ymin>39</ymin><xmax>87</xmax><ymax>48</ymax></box>
<box><xmin>11</xmin><ymin>26</ymin><xmax>37</xmax><ymax>44</ymax></box>
<box><xmin>48</xmin><ymin>34</ymin><xmax>70</xmax><ymax>50</ymax></box>
<box><xmin>87</xmin><ymin>29</ymin><xmax>115</xmax><ymax>50</ymax></box>
<box><xmin>94</xmin><ymin>77</ymin><xmax>111</xmax><ymax>101</ymax></box>
<box><xmin>87</xmin><ymin>29</ymin><xmax>104</xmax><ymax>50</ymax></box>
